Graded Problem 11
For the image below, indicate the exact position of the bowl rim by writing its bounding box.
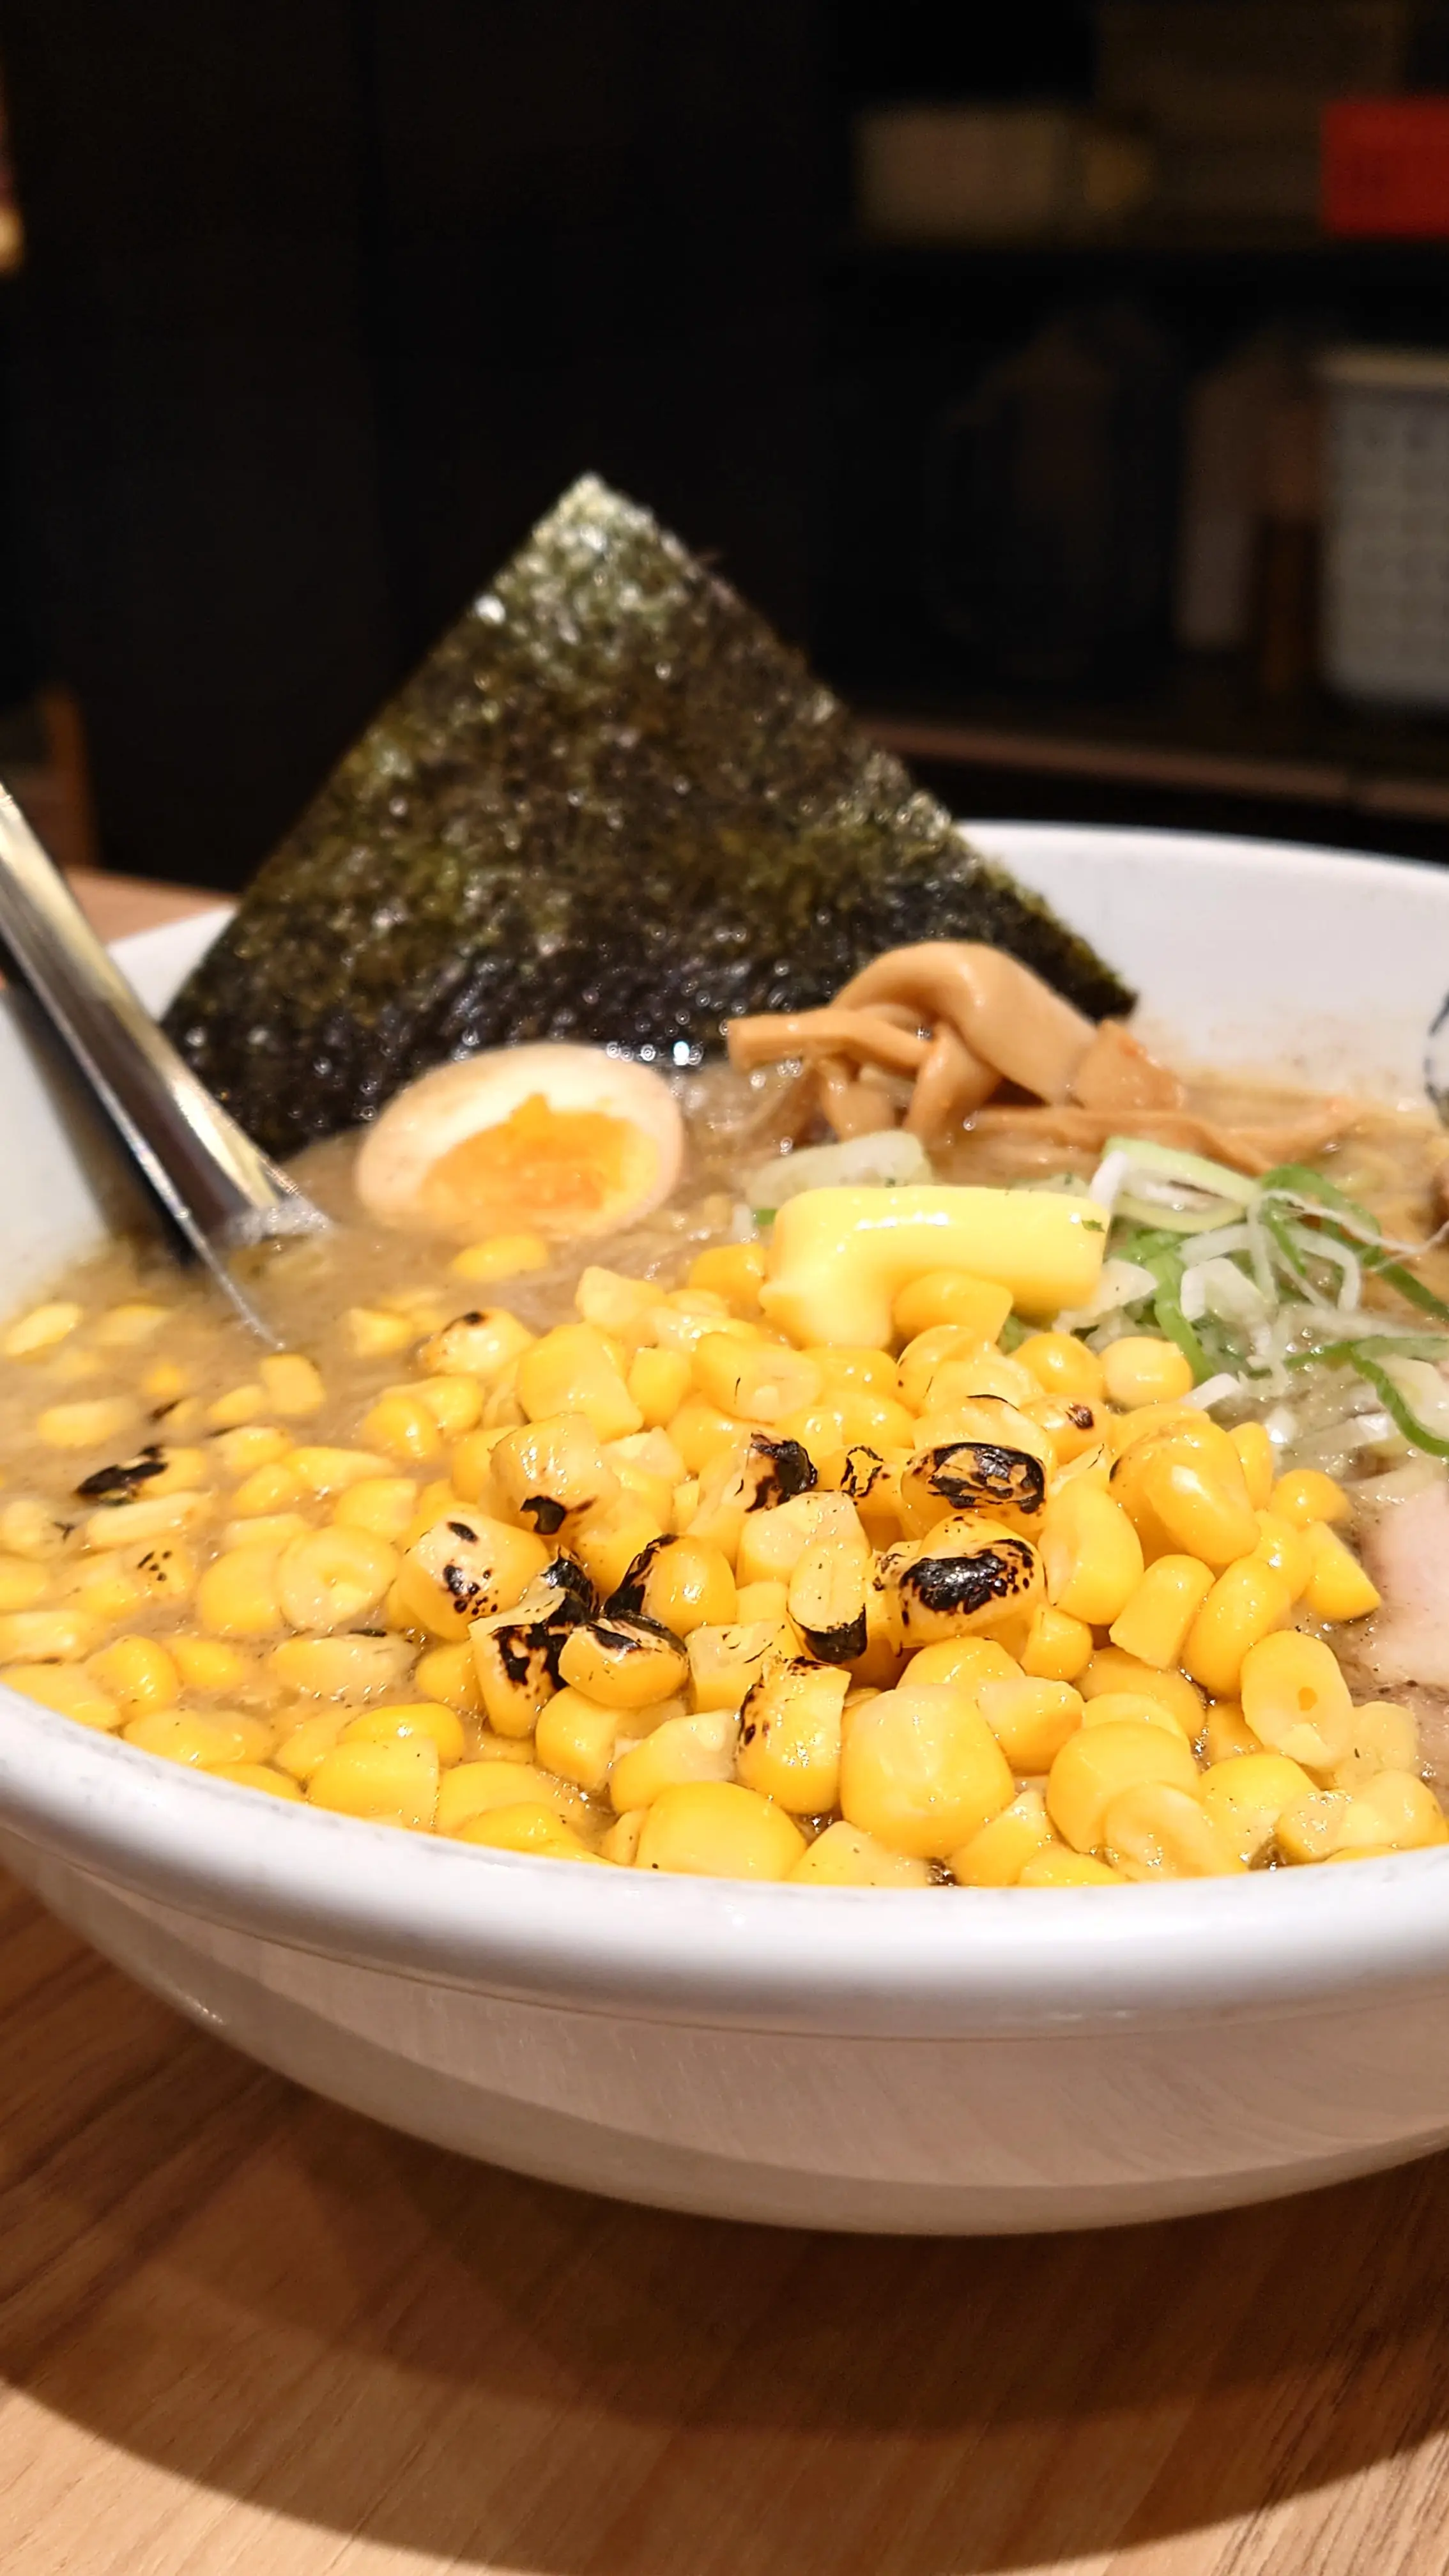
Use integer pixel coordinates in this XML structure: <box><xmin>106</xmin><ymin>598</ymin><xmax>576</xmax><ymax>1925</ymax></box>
<box><xmin>5</xmin><ymin>822</ymin><xmax>1449</xmax><ymax>2037</ymax></box>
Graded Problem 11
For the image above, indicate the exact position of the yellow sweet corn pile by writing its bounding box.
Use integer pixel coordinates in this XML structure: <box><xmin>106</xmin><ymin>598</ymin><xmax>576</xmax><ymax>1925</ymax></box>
<box><xmin>0</xmin><ymin>1191</ymin><xmax>1439</xmax><ymax>1889</ymax></box>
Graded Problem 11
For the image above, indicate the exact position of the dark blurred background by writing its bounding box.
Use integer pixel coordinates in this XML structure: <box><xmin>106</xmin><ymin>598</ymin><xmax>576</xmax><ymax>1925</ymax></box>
<box><xmin>1</xmin><ymin>2</ymin><xmax>1449</xmax><ymax>885</ymax></box>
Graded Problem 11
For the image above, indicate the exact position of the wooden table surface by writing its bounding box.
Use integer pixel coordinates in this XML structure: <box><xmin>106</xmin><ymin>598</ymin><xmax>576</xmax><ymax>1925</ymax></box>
<box><xmin>3</xmin><ymin>876</ymin><xmax>1449</xmax><ymax>2575</ymax></box>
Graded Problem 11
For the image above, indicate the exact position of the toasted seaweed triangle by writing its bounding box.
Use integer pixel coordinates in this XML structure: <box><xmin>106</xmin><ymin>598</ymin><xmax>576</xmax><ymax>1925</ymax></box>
<box><xmin>164</xmin><ymin>475</ymin><xmax>1133</xmax><ymax>1159</ymax></box>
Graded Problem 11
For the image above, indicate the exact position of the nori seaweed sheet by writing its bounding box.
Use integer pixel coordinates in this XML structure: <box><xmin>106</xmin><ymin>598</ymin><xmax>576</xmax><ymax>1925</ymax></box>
<box><xmin>165</xmin><ymin>477</ymin><xmax>1133</xmax><ymax>1158</ymax></box>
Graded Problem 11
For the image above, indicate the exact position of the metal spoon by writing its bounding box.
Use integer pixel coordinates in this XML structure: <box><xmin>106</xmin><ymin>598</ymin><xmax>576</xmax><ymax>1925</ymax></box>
<box><xmin>0</xmin><ymin>783</ymin><xmax>328</xmax><ymax>1342</ymax></box>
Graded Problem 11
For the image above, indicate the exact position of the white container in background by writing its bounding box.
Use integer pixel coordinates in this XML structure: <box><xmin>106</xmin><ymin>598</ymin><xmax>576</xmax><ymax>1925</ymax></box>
<box><xmin>1321</xmin><ymin>347</ymin><xmax>1449</xmax><ymax>712</ymax></box>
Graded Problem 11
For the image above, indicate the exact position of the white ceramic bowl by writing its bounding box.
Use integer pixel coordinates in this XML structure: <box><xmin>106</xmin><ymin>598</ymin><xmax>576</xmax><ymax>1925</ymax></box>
<box><xmin>4</xmin><ymin>825</ymin><xmax>1449</xmax><ymax>2236</ymax></box>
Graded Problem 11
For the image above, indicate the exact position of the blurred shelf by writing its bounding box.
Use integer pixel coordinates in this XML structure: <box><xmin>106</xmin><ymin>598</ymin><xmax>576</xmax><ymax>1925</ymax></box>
<box><xmin>841</xmin><ymin>226</ymin><xmax>1449</xmax><ymax>265</ymax></box>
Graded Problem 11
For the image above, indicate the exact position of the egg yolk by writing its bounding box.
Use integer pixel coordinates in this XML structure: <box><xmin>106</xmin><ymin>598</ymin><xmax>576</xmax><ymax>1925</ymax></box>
<box><xmin>418</xmin><ymin>1093</ymin><xmax>659</xmax><ymax>1236</ymax></box>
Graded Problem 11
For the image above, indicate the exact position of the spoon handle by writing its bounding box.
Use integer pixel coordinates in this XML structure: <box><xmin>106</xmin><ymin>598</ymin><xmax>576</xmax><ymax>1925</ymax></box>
<box><xmin>0</xmin><ymin>786</ymin><xmax>325</xmax><ymax>1297</ymax></box>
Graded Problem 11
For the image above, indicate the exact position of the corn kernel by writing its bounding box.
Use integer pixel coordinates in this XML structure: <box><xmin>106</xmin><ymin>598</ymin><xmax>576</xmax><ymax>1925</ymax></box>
<box><xmin>490</xmin><ymin>1414</ymin><xmax>619</xmax><ymax>1535</ymax></box>
<box><xmin>170</xmin><ymin>1636</ymin><xmax>252</xmax><ymax>1694</ymax></box>
<box><xmin>1018</xmin><ymin>1850</ymin><xmax>1124</xmax><ymax>1886</ymax></box>
<box><xmin>601</xmin><ymin>1808</ymin><xmax>647</xmax><ymax>1864</ymax></box>
<box><xmin>0</xmin><ymin>1555</ymin><xmax>50</xmax><ymax>1613</ymax></box>
<box><xmin>736</xmin><ymin>1659</ymin><xmax>848</xmax><ymax>1811</ymax></box>
<box><xmin>1270</xmin><ymin>1468</ymin><xmax>1350</xmax><ymax>1529</ymax></box>
<box><xmin>1078</xmin><ymin>1648</ymin><xmax>1205</xmax><ymax>1735</ymax></box>
<box><xmin>83</xmin><ymin>1489</ymin><xmax>211</xmax><ymax>1551</ymax></box>
<box><xmin>687</xmin><ymin>1243</ymin><xmax>768</xmax><ymax>1315</ymax></box>
<box><xmin>0</xmin><ymin>1498</ymin><xmax>66</xmax><ymax>1560</ymax></box>
<box><xmin>273</xmin><ymin>1710</ymin><xmax>349</xmax><ymax>1780</ymax></box>
<box><xmin>0</xmin><ymin>1607</ymin><xmax>100</xmax><ymax>1662</ymax></box>
<box><xmin>1302</xmin><ymin>1521</ymin><xmax>1381</xmax><ymax>1622</ymax></box>
<box><xmin>838</xmin><ymin>1681</ymin><xmax>1015</xmax><ymax>1859</ymax></box>
<box><xmin>533</xmin><ymin>1687</ymin><xmax>620</xmax><ymax>1795</ymax></box>
<box><xmin>949</xmin><ymin>1787</ymin><xmax>1058</xmax><ymax>1885</ymax></box>
<box><xmin>393</xmin><ymin>1510</ymin><xmax>548</xmax><ymax>1639</ymax></box>
<box><xmin>37</xmin><ymin>1395</ymin><xmax>139</xmax><ymax>1450</ymax></box>
<box><xmin>1081</xmin><ymin>1689</ymin><xmax>1192</xmax><ymax>1740</ymax></box>
<box><xmin>195</xmin><ymin>1544</ymin><xmax>286</xmax><ymax>1637</ymax></box>
<box><xmin>1230</xmin><ymin>1420</ymin><xmax>1275</xmax><ymax>1510</ymax></box>
<box><xmin>142</xmin><ymin>1360</ymin><xmax>190</xmax><ymax>1404</ymax></box>
<box><xmin>1101</xmin><ymin>1337</ymin><xmax>1195</xmax><ymax>1409</ymax></box>
<box><xmin>1025</xmin><ymin>1393</ymin><xmax>1109</xmax><ymax>1468</ymax></box>
<box><xmin>1344</xmin><ymin>1769</ymin><xmax>1448</xmax><ymax>1852</ymax></box>
<box><xmin>308</xmin><ymin>1736</ymin><xmax>439</xmax><ymax>1828</ymax></box>
<box><xmin>636</xmin><ymin>1779</ymin><xmax>806</xmax><ymax>1879</ymax></box>
<box><xmin>1202</xmin><ymin>1700</ymin><xmax>1259</xmax><ymax>1763</ymax></box>
<box><xmin>903</xmin><ymin>1636</ymin><xmax>1022</xmax><ymax>1692</ymax></box>
<box><xmin>1108</xmin><ymin>1554</ymin><xmax>1215</xmax><ymax>1668</ymax></box>
<box><xmin>259</xmin><ymin>1353</ymin><xmax>325</xmax><ymax>1416</ymax></box>
<box><xmin>88</xmin><ymin>1635</ymin><xmax>181</xmax><ymax>1717</ymax></box>
<box><xmin>230</xmin><ymin>1460</ymin><xmax>306</xmax><ymax>1517</ymax></box>
<box><xmin>572</xmin><ymin>1498</ymin><xmax>668</xmax><ymax>1602</ymax></box>
<box><xmin>610</xmin><ymin>1709</ymin><xmax>738</xmax><ymax>1810</ymax></box>
<box><xmin>1199</xmin><ymin>1751</ymin><xmax>1317</xmax><ymax>1861</ymax></box>
<box><xmin>976</xmin><ymin>1673</ymin><xmax>1084</xmax><ymax>1772</ymax></box>
<box><xmin>456</xmin><ymin>1804</ymin><xmax>604</xmax><ymax>1861</ymax></box>
<box><xmin>627</xmin><ymin>1345</ymin><xmax>693</xmax><ymax>1430</ymax></box>
<box><xmin>1101</xmin><ymin>1781</ymin><xmax>1243</xmax><ymax>1879</ymax></box>
<box><xmin>1251</xmin><ymin>1511</ymin><xmax>1314</xmax><ymax>1602</ymax></box>
<box><xmin>277</xmin><ymin>1528</ymin><xmax>398</xmax><ymax>1632</ymax></box>
<box><xmin>889</xmin><ymin>1270</ymin><xmax>1013</xmax><ymax>1344</ymax></box>
<box><xmin>516</xmin><ymin>1324</ymin><xmax>642</xmax><ymax>1443</ymax></box>
<box><xmin>1115</xmin><ymin>1419</ymin><xmax>1259</xmax><ymax>1567</ymax></box>
<box><xmin>343</xmin><ymin>1306</ymin><xmax>414</xmax><ymax>1358</ymax></box>
<box><xmin>206</xmin><ymin>1384</ymin><xmax>265</xmax><ymax>1431</ymax></box>
<box><xmin>4</xmin><ymin>1300</ymin><xmax>83</xmax><ymax>1358</ymax></box>
<box><xmin>1239</xmin><ymin>1630</ymin><xmax>1354</xmax><ymax>1770</ymax></box>
<box><xmin>1046</xmin><ymin>1719</ymin><xmax>1200</xmax><ymax>1853</ymax></box>
<box><xmin>1275</xmin><ymin>1788</ymin><xmax>1355</xmax><ymax>1864</ymax></box>
<box><xmin>1039</xmin><ymin>1482</ymin><xmax>1144</xmax><ymax>1626</ymax></box>
<box><xmin>1331</xmin><ymin>1699</ymin><xmax>1420</xmax><ymax>1793</ymax></box>
<box><xmin>1181</xmin><ymin>1558</ymin><xmax>1292</xmax><ymax>1698</ymax></box>
<box><xmin>342</xmin><ymin>1699</ymin><xmax>466</xmax><ymax>1764</ymax></box>
<box><xmin>401</xmin><ymin>1374</ymin><xmax>483</xmax><ymax>1439</ymax></box>
<box><xmin>124</xmin><ymin>1707</ymin><xmax>273</xmax><ymax>1768</ymax></box>
<box><xmin>360</xmin><ymin>1392</ymin><xmax>444</xmax><ymax>1464</ymax></box>
<box><xmin>2</xmin><ymin>1662</ymin><xmax>120</xmax><ymax>1728</ymax></box>
<box><xmin>333</xmin><ymin>1476</ymin><xmax>419</xmax><ymax>1544</ymax></box>
<box><xmin>413</xmin><ymin>1641</ymin><xmax>482</xmax><ymax>1712</ymax></box>
<box><xmin>211</xmin><ymin>1762</ymin><xmax>304</xmax><ymax>1800</ymax></box>
<box><xmin>434</xmin><ymin>1758</ymin><xmax>579</xmax><ymax>1832</ymax></box>
<box><xmin>272</xmin><ymin>1631</ymin><xmax>413</xmax><ymax>1700</ymax></box>
<box><xmin>211</xmin><ymin>1424</ymin><xmax>291</xmax><ymax>1475</ymax></box>
<box><xmin>610</xmin><ymin>1533</ymin><xmax>737</xmax><ymax>1636</ymax></box>
<box><xmin>449</xmin><ymin>1232</ymin><xmax>551</xmax><ymax>1284</ymax></box>
<box><xmin>1015</xmin><ymin>1331</ymin><xmax>1106</xmax><ymax>1404</ymax></box>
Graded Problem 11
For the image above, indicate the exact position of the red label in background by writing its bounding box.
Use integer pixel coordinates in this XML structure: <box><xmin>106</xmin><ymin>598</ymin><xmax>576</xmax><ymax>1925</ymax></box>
<box><xmin>1323</xmin><ymin>98</ymin><xmax>1449</xmax><ymax>238</ymax></box>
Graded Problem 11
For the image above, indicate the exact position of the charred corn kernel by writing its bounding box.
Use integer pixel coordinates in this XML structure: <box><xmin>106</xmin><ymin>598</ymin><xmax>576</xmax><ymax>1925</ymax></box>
<box><xmin>1344</xmin><ymin>1768</ymin><xmax>1448</xmax><ymax>1851</ymax></box>
<box><xmin>899</xmin><ymin>1429</ymin><xmax>1049</xmax><ymax>1547</ymax></box>
<box><xmin>413</xmin><ymin>1641</ymin><xmax>482</xmax><ymax>1712</ymax></box>
<box><xmin>1025</xmin><ymin>1393</ymin><xmax>1108</xmax><ymax>1468</ymax></box>
<box><xmin>230</xmin><ymin>1460</ymin><xmax>305</xmax><ymax>1517</ymax></box>
<box><xmin>839</xmin><ymin>1681</ymin><xmax>1015</xmax><ymax>1859</ymax></box>
<box><xmin>1182</xmin><ymin>1558</ymin><xmax>1292</xmax><ymax>1699</ymax></box>
<box><xmin>686</xmin><ymin>1616</ymin><xmax>786</xmax><ymax>1712</ymax></box>
<box><xmin>0</xmin><ymin>1556</ymin><xmax>49</xmax><ymax>1613</ymax></box>
<box><xmin>436</xmin><ymin>1758</ymin><xmax>582</xmax><ymax>1832</ymax></box>
<box><xmin>82</xmin><ymin>1489</ymin><xmax>210</xmax><ymax>1551</ymax></box>
<box><xmin>572</xmin><ymin>1498</ymin><xmax>668</xmax><ymax>1602</ymax></box>
<box><xmin>419</xmin><ymin>1308</ymin><xmax>536</xmax><ymax>1382</ymax></box>
<box><xmin>125</xmin><ymin>1541</ymin><xmax>196</xmax><ymax>1608</ymax></box>
<box><xmin>196</xmin><ymin>1544</ymin><xmax>285</xmax><ymax>1637</ymax></box>
<box><xmin>360</xmin><ymin>1392</ymin><xmax>444</xmax><ymax>1465</ymax></box>
<box><xmin>402</xmin><ymin>1477</ymin><xmax>466</xmax><ymax>1547</ymax></box>
<box><xmin>205</xmin><ymin>1383</ymin><xmax>265</xmax><ymax>1431</ymax></box>
<box><xmin>272</xmin><ymin>1631</ymin><xmax>412</xmax><ymax>1701</ymax></box>
<box><xmin>636</xmin><ymin>1779</ymin><xmax>804</xmax><ymax>1879</ymax></box>
<box><xmin>896</xmin><ymin>1326</ymin><xmax>981</xmax><ymax>1412</ymax></box>
<box><xmin>273</xmin><ymin>1709</ymin><xmax>349</xmax><ymax>1780</ymax></box>
<box><xmin>762</xmin><ymin>1186</ymin><xmax>1109</xmax><ymax>1347</ymax></box>
<box><xmin>88</xmin><ymin>1635</ymin><xmax>181</xmax><ymax>1717</ymax></box>
<box><xmin>334</xmin><ymin>1476</ymin><xmax>419</xmax><ymax>1544</ymax></box>
<box><xmin>786</xmin><ymin>1820</ymin><xmax>928</xmax><ymax>1887</ymax></box>
<box><xmin>687</xmin><ymin>1243</ymin><xmax>768</xmax><ymax>1315</ymax></box>
<box><xmin>0</xmin><ymin>1607</ymin><xmax>100</xmax><ymax>1662</ymax></box>
<box><xmin>1331</xmin><ymin>1700</ymin><xmax>1420</xmax><ymax>1793</ymax></box>
<box><xmin>737</xmin><ymin>1491</ymin><xmax>865</xmax><ymax>1590</ymax></box>
<box><xmin>601</xmin><ymin>1807</ymin><xmax>647</xmax><ymax>1864</ymax></box>
<box><xmin>535</xmin><ymin>1688</ymin><xmax>622</xmax><ymax>1795</ymax></box>
<box><xmin>343</xmin><ymin>1306</ymin><xmax>413</xmax><ymax>1359</ymax></box>
<box><xmin>516</xmin><ymin>1324</ymin><xmax>642</xmax><ymax>1443</ymax></box>
<box><xmin>610</xmin><ymin>1534</ymin><xmax>737</xmax><ymax>1637</ymax></box>
<box><xmin>342</xmin><ymin>1699</ymin><xmax>466</xmax><ymax>1764</ymax></box>
<box><xmin>259</xmin><ymin>1353</ymin><xmax>325</xmax><ymax>1416</ymax></box>
<box><xmin>917</xmin><ymin>1353</ymin><xmax>1043</xmax><ymax>1421</ymax></box>
<box><xmin>490</xmin><ymin>1414</ymin><xmax>619</xmax><ymax>1535</ymax></box>
<box><xmin>1271</xmin><ymin>1467</ymin><xmax>1351</xmax><ymax>1529</ymax></box>
<box><xmin>1229</xmin><ymin>1420</ymin><xmax>1275</xmax><ymax>1510</ymax></box>
<box><xmin>211</xmin><ymin>1762</ymin><xmax>303</xmax><ymax>1800</ymax></box>
<box><xmin>468</xmin><ymin>1616</ymin><xmax>558</xmax><ymax>1737</ymax></box>
<box><xmin>3</xmin><ymin>1662</ymin><xmax>120</xmax><ymax>1728</ymax></box>
<box><xmin>1239</xmin><ymin>1630</ymin><xmax>1354</xmax><ymax>1770</ymax></box>
<box><xmin>308</xmin><ymin>1736</ymin><xmax>439</xmax><ymax>1829</ymax></box>
<box><xmin>610</xmin><ymin>1709</ymin><xmax>737</xmax><ymax>1810</ymax></box>
<box><xmin>212</xmin><ymin>1424</ymin><xmax>291</xmax><ymax>1475</ymax></box>
<box><xmin>450</xmin><ymin>1231</ymin><xmax>551</xmax><ymax>1284</ymax></box>
<box><xmin>169</xmin><ymin>1636</ymin><xmax>252</xmax><ymax>1694</ymax></box>
<box><xmin>786</xmin><ymin>1534</ymin><xmax>867</xmax><ymax>1667</ymax></box>
<box><xmin>1199</xmin><ymin>1752</ymin><xmax>1317</xmax><ymax>1861</ymax></box>
<box><xmin>456</xmin><ymin>1804</ymin><xmax>603</xmax><ymax>1860</ymax></box>
<box><xmin>1302</xmin><ymin>1521</ymin><xmax>1381</xmax><ymax>1621</ymax></box>
<box><xmin>1202</xmin><ymin>1701</ymin><xmax>1259</xmax><ymax>1762</ymax></box>
<box><xmin>394</xmin><ymin>1511</ymin><xmax>548</xmax><ymax>1639</ymax></box>
<box><xmin>277</xmin><ymin>1528</ymin><xmax>397</xmax><ymax>1632</ymax></box>
<box><xmin>1020</xmin><ymin>1850</ymin><xmax>1124</xmax><ymax>1886</ymax></box>
<box><xmin>4</xmin><ymin>1300</ymin><xmax>83</xmax><ymax>1358</ymax></box>
<box><xmin>1108</xmin><ymin>1554</ymin><xmax>1215</xmax><ymax>1668</ymax></box>
<box><xmin>222</xmin><ymin>1512</ymin><xmax>312</xmax><ymax>1555</ymax></box>
<box><xmin>1078</xmin><ymin>1648</ymin><xmax>1205</xmax><ymax>1734</ymax></box>
<box><xmin>124</xmin><ymin>1707</ymin><xmax>273</xmax><ymax>1767</ymax></box>
<box><xmin>1046</xmin><ymin>1719</ymin><xmax>1200</xmax><ymax>1853</ymax></box>
<box><xmin>1114</xmin><ymin>1419</ymin><xmax>1259</xmax><ymax>1567</ymax></box>
<box><xmin>1039</xmin><ymin>1482</ymin><xmax>1143</xmax><ymax>1626</ymax></box>
<box><xmin>142</xmin><ymin>1360</ymin><xmax>190</xmax><ymax>1404</ymax></box>
<box><xmin>558</xmin><ymin>1615</ymin><xmax>690</xmax><ymax>1711</ymax></box>
<box><xmin>627</xmin><ymin>1346</ymin><xmax>693</xmax><ymax>1430</ymax></box>
<box><xmin>1101</xmin><ymin>1781</ymin><xmax>1243</xmax><ymax>1880</ymax></box>
<box><xmin>37</xmin><ymin>1395</ymin><xmax>139</xmax><ymax>1450</ymax></box>
<box><xmin>879</xmin><ymin>1515</ymin><xmax>1044</xmax><ymax>1649</ymax></box>
<box><xmin>1251</xmin><ymin>1511</ymin><xmax>1313</xmax><ymax>1601</ymax></box>
<box><xmin>0</xmin><ymin>1498</ymin><xmax>66</xmax><ymax>1560</ymax></box>
<box><xmin>891</xmin><ymin>1271</ymin><xmax>1014</xmax><ymax>1344</ymax></box>
<box><xmin>1082</xmin><ymin>1688</ymin><xmax>1191</xmax><ymax>1740</ymax></box>
<box><xmin>1101</xmin><ymin>1337</ymin><xmax>1195</xmax><ymax>1409</ymax></box>
<box><xmin>949</xmin><ymin>1787</ymin><xmax>1057</xmax><ymax>1885</ymax></box>
<box><xmin>904</xmin><ymin>1636</ymin><xmax>1022</xmax><ymax>1692</ymax></box>
<box><xmin>1016</xmin><ymin>1331</ymin><xmax>1106</xmax><ymax>1403</ymax></box>
<box><xmin>977</xmin><ymin>1675</ymin><xmax>1084</xmax><ymax>1771</ymax></box>
<box><xmin>736</xmin><ymin>1659</ymin><xmax>848</xmax><ymax>1811</ymax></box>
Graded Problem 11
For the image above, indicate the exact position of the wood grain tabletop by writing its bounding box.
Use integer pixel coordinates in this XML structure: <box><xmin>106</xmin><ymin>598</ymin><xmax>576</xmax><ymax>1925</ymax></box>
<box><xmin>2</xmin><ymin>876</ymin><xmax>1448</xmax><ymax>2575</ymax></box>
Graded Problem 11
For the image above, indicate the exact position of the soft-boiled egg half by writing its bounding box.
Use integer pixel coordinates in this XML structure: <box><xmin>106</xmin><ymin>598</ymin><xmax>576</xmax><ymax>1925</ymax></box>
<box><xmin>353</xmin><ymin>1042</ymin><xmax>686</xmax><ymax>1239</ymax></box>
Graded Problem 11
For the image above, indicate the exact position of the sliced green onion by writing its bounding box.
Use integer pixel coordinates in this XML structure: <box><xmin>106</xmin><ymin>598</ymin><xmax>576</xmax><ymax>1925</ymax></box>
<box><xmin>1103</xmin><ymin>1137</ymin><xmax>1260</xmax><ymax>1206</ymax></box>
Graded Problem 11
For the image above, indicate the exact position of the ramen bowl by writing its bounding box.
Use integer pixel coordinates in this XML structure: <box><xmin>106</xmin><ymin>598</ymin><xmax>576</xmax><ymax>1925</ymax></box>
<box><xmin>3</xmin><ymin>824</ymin><xmax>1449</xmax><ymax>2235</ymax></box>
